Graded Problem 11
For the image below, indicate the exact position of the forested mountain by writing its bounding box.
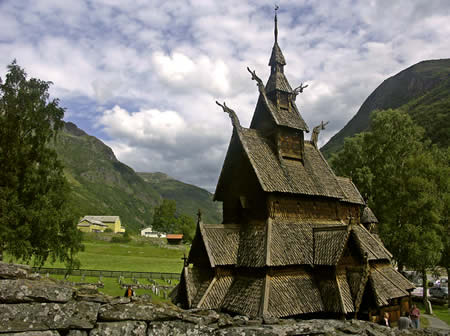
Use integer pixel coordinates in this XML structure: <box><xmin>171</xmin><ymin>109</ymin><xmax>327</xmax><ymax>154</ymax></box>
<box><xmin>322</xmin><ymin>59</ymin><xmax>450</xmax><ymax>157</ymax></box>
<box><xmin>55</xmin><ymin>122</ymin><xmax>222</xmax><ymax>232</ymax></box>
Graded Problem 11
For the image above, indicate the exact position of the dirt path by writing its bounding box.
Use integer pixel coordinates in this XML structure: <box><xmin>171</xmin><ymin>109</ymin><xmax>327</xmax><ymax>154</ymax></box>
<box><xmin>423</xmin><ymin>314</ymin><xmax>450</xmax><ymax>332</ymax></box>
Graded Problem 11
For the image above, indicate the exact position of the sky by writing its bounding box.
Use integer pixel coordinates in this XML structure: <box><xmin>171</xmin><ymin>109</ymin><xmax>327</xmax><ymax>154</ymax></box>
<box><xmin>1</xmin><ymin>0</ymin><xmax>449</xmax><ymax>192</ymax></box>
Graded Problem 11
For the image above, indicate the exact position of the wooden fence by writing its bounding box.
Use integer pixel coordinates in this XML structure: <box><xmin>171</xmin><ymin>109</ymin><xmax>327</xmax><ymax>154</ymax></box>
<box><xmin>32</xmin><ymin>267</ymin><xmax>180</xmax><ymax>280</ymax></box>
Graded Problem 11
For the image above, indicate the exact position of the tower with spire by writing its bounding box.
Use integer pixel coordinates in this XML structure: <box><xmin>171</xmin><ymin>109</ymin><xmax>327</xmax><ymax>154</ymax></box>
<box><xmin>172</xmin><ymin>8</ymin><xmax>413</xmax><ymax>321</ymax></box>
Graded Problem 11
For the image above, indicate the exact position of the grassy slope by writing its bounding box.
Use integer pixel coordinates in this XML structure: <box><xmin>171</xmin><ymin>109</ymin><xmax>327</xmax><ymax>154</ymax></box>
<box><xmin>138</xmin><ymin>172</ymin><xmax>222</xmax><ymax>224</ymax></box>
<box><xmin>322</xmin><ymin>59</ymin><xmax>450</xmax><ymax>157</ymax></box>
<box><xmin>55</xmin><ymin>122</ymin><xmax>222</xmax><ymax>232</ymax></box>
<box><xmin>56</xmin><ymin>124</ymin><xmax>160</xmax><ymax>232</ymax></box>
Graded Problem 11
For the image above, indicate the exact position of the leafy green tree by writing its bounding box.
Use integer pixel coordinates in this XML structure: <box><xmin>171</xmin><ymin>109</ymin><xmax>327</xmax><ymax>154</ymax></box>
<box><xmin>0</xmin><ymin>61</ymin><xmax>83</xmax><ymax>268</ymax></box>
<box><xmin>152</xmin><ymin>199</ymin><xmax>177</xmax><ymax>233</ymax></box>
<box><xmin>177</xmin><ymin>214</ymin><xmax>196</xmax><ymax>243</ymax></box>
<box><xmin>152</xmin><ymin>199</ymin><xmax>197</xmax><ymax>242</ymax></box>
<box><xmin>330</xmin><ymin>109</ymin><xmax>445</xmax><ymax>305</ymax></box>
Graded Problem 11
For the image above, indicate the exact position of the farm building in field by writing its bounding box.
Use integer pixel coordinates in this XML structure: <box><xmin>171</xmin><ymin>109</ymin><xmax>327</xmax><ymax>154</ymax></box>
<box><xmin>140</xmin><ymin>227</ymin><xmax>166</xmax><ymax>238</ymax></box>
<box><xmin>172</xmin><ymin>10</ymin><xmax>414</xmax><ymax>322</ymax></box>
<box><xmin>77</xmin><ymin>216</ymin><xmax>125</xmax><ymax>233</ymax></box>
<box><xmin>166</xmin><ymin>234</ymin><xmax>183</xmax><ymax>245</ymax></box>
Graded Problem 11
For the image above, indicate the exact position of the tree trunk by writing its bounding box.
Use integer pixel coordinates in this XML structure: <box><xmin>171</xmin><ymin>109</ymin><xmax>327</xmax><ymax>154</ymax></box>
<box><xmin>422</xmin><ymin>269</ymin><xmax>431</xmax><ymax>314</ymax></box>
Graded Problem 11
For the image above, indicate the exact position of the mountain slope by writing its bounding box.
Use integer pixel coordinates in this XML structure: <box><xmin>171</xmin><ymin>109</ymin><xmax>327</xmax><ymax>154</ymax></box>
<box><xmin>138</xmin><ymin>172</ymin><xmax>222</xmax><ymax>224</ymax></box>
<box><xmin>321</xmin><ymin>59</ymin><xmax>450</xmax><ymax>157</ymax></box>
<box><xmin>55</xmin><ymin>122</ymin><xmax>222</xmax><ymax>232</ymax></box>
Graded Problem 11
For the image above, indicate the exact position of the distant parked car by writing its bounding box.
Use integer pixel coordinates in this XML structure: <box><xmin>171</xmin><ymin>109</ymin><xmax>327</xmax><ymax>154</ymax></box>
<box><xmin>429</xmin><ymin>286</ymin><xmax>448</xmax><ymax>299</ymax></box>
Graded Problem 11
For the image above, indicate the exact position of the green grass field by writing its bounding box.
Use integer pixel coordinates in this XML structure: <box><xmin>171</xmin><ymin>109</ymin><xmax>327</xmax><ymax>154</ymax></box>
<box><xmin>23</xmin><ymin>233</ymin><xmax>188</xmax><ymax>273</ymax></box>
<box><xmin>5</xmin><ymin>233</ymin><xmax>187</xmax><ymax>300</ymax></box>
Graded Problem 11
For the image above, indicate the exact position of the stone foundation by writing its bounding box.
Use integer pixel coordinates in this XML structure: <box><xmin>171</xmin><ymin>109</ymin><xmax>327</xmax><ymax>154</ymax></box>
<box><xmin>0</xmin><ymin>262</ymin><xmax>446</xmax><ymax>335</ymax></box>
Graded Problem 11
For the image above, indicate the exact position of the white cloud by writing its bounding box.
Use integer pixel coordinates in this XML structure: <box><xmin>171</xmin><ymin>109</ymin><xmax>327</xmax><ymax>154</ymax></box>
<box><xmin>152</xmin><ymin>51</ymin><xmax>231</xmax><ymax>96</ymax></box>
<box><xmin>1</xmin><ymin>0</ymin><xmax>449</xmax><ymax>190</ymax></box>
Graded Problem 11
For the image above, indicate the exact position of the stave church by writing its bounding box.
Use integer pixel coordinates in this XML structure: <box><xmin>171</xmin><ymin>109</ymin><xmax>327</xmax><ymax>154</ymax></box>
<box><xmin>172</xmin><ymin>10</ymin><xmax>414</xmax><ymax>322</ymax></box>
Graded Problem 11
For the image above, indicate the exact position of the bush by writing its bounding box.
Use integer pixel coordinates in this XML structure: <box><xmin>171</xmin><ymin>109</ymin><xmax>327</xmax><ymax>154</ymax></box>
<box><xmin>110</xmin><ymin>231</ymin><xmax>131</xmax><ymax>243</ymax></box>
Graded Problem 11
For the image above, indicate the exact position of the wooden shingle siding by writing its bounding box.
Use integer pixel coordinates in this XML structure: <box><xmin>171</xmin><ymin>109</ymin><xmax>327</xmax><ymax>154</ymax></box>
<box><xmin>237</xmin><ymin>221</ymin><xmax>266</xmax><ymax>267</ymax></box>
<box><xmin>268</xmin><ymin>270</ymin><xmax>324</xmax><ymax>317</ymax></box>
<box><xmin>222</xmin><ymin>276</ymin><xmax>264</xmax><ymax>317</ymax></box>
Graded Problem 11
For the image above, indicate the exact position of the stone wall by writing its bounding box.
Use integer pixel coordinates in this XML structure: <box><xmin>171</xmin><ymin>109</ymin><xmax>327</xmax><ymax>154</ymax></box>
<box><xmin>0</xmin><ymin>262</ymin><xmax>446</xmax><ymax>336</ymax></box>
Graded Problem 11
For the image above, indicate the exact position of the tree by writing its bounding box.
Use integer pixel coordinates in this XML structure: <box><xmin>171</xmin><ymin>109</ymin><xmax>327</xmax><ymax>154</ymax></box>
<box><xmin>177</xmin><ymin>214</ymin><xmax>196</xmax><ymax>243</ymax></box>
<box><xmin>330</xmin><ymin>109</ymin><xmax>445</xmax><ymax>306</ymax></box>
<box><xmin>152</xmin><ymin>199</ymin><xmax>197</xmax><ymax>243</ymax></box>
<box><xmin>152</xmin><ymin>199</ymin><xmax>178</xmax><ymax>233</ymax></box>
<box><xmin>0</xmin><ymin>61</ymin><xmax>83</xmax><ymax>268</ymax></box>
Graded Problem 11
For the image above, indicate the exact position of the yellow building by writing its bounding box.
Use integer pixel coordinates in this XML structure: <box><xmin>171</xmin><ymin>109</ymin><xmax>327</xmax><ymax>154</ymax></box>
<box><xmin>77</xmin><ymin>216</ymin><xmax>125</xmax><ymax>233</ymax></box>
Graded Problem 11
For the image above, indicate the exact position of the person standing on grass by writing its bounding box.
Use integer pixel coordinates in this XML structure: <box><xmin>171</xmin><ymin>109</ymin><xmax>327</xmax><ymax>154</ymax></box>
<box><xmin>410</xmin><ymin>305</ymin><xmax>420</xmax><ymax>328</ymax></box>
<box><xmin>398</xmin><ymin>312</ymin><xmax>413</xmax><ymax>330</ymax></box>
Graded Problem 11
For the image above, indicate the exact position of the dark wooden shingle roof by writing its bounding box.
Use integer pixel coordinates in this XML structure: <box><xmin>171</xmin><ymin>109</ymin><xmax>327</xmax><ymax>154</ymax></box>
<box><xmin>266</xmin><ymin>71</ymin><xmax>292</xmax><ymax>93</ymax></box>
<box><xmin>352</xmin><ymin>225</ymin><xmax>392</xmax><ymax>261</ymax></box>
<box><xmin>336</xmin><ymin>177</ymin><xmax>365</xmax><ymax>205</ymax></box>
<box><xmin>182</xmin><ymin>266</ymin><xmax>213</xmax><ymax>308</ymax></box>
<box><xmin>361</xmin><ymin>206</ymin><xmax>378</xmax><ymax>224</ymax></box>
<box><xmin>198</xmin><ymin>272</ymin><xmax>234</xmax><ymax>310</ymax></box>
<box><xmin>199</xmin><ymin>224</ymin><xmax>239</xmax><ymax>267</ymax></box>
<box><xmin>271</xmin><ymin>220</ymin><xmax>313</xmax><ymax>265</ymax></box>
<box><xmin>369</xmin><ymin>263</ymin><xmax>414</xmax><ymax>307</ymax></box>
<box><xmin>313</xmin><ymin>226</ymin><xmax>349</xmax><ymax>265</ymax></box>
<box><xmin>337</xmin><ymin>272</ymin><xmax>355</xmax><ymax>313</ymax></box>
<box><xmin>268</xmin><ymin>42</ymin><xmax>286</xmax><ymax>66</ymax></box>
<box><xmin>238</xmin><ymin>129</ymin><xmax>346</xmax><ymax>198</ymax></box>
<box><xmin>268</xmin><ymin>269</ymin><xmax>324</xmax><ymax>317</ymax></box>
<box><xmin>221</xmin><ymin>276</ymin><xmax>264</xmax><ymax>317</ymax></box>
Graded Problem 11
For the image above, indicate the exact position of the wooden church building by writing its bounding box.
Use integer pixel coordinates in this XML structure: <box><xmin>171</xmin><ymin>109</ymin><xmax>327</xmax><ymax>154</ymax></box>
<box><xmin>172</xmin><ymin>11</ymin><xmax>414</xmax><ymax>321</ymax></box>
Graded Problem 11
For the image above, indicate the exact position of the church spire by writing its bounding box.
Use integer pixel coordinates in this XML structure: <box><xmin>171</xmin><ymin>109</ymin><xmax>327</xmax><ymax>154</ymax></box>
<box><xmin>274</xmin><ymin>5</ymin><xmax>279</xmax><ymax>44</ymax></box>
<box><xmin>267</xmin><ymin>7</ymin><xmax>290</xmax><ymax>94</ymax></box>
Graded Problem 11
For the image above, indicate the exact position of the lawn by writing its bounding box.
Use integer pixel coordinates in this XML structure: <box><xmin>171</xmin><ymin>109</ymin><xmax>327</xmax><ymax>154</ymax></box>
<box><xmin>432</xmin><ymin>304</ymin><xmax>450</xmax><ymax>326</ymax></box>
<box><xmin>6</xmin><ymin>233</ymin><xmax>188</xmax><ymax>274</ymax></box>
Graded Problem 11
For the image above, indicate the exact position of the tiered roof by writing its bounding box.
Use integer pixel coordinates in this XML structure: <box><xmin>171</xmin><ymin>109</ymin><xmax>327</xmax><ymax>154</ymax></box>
<box><xmin>215</xmin><ymin>130</ymin><xmax>365</xmax><ymax>201</ymax></box>
<box><xmin>174</xmin><ymin>9</ymin><xmax>414</xmax><ymax>319</ymax></box>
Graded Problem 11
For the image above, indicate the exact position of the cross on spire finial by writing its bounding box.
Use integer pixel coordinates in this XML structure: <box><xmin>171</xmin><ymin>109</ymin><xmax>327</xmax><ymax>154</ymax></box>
<box><xmin>274</xmin><ymin>5</ymin><xmax>279</xmax><ymax>43</ymax></box>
